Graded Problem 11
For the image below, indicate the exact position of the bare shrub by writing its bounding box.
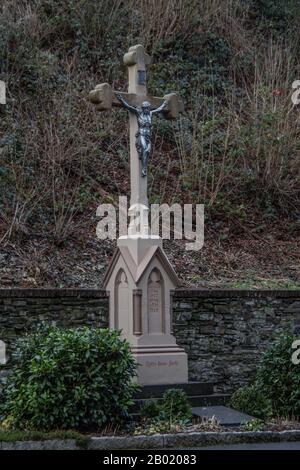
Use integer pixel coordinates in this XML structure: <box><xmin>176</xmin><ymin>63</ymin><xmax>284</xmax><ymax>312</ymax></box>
<box><xmin>0</xmin><ymin>102</ymin><xmax>48</xmax><ymax>243</ymax></box>
<box><xmin>233</xmin><ymin>40</ymin><xmax>300</xmax><ymax>201</ymax></box>
<box><xmin>174</xmin><ymin>79</ymin><xmax>233</xmax><ymax>206</ymax></box>
<box><xmin>129</xmin><ymin>0</ymin><xmax>198</xmax><ymax>50</ymax></box>
<box><xmin>174</xmin><ymin>39</ymin><xmax>300</xmax><ymax>211</ymax></box>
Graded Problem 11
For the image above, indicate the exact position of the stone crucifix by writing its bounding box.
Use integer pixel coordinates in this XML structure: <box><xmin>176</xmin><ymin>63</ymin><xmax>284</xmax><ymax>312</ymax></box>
<box><xmin>89</xmin><ymin>45</ymin><xmax>183</xmax><ymax>214</ymax></box>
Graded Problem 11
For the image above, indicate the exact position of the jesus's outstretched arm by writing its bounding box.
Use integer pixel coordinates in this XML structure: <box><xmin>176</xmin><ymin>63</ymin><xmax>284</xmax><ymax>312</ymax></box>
<box><xmin>151</xmin><ymin>100</ymin><xmax>167</xmax><ymax>115</ymax></box>
<box><xmin>116</xmin><ymin>94</ymin><xmax>137</xmax><ymax>114</ymax></box>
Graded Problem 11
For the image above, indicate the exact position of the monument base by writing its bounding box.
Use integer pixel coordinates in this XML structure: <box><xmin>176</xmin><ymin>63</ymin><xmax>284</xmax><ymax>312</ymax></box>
<box><xmin>132</xmin><ymin>346</ymin><xmax>188</xmax><ymax>385</ymax></box>
<box><xmin>104</xmin><ymin>233</ymin><xmax>188</xmax><ymax>386</ymax></box>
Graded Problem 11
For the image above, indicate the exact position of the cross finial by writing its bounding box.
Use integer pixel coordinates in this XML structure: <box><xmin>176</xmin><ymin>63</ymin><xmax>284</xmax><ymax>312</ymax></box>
<box><xmin>123</xmin><ymin>44</ymin><xmax>151</xmax><ymax>67</ymax></box>
<box><xmin>123</xmin><ymin>45</ymin><xmax>151</xmax><ymax>96</ymax></box>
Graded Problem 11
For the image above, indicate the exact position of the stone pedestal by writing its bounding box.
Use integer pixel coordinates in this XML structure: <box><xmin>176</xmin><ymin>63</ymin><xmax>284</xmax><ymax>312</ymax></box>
<box><xmin>103</xmin><ymin>235</ymin><xmax>188</xmax><ymax>385</ymax></box>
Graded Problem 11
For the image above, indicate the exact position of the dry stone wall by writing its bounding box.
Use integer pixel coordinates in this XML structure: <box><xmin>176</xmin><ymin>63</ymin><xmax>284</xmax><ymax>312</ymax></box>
<box><xmin>1</xmin><ymin>288</ymin><xmax>299</xmax><ymax>393</ymax></box>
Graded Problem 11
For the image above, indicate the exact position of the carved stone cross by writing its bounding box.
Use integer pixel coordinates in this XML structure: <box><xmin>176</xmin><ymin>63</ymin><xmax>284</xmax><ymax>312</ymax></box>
<box><xmin>89</xmin><ymin>45</ymin><xmax>183</xmax><ymax>214</ymax></box>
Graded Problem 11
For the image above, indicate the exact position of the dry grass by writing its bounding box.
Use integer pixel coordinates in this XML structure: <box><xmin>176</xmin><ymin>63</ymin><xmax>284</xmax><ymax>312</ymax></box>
<box><xmin>130</xmin><ymin>0</ymin><xmax>198</xmax><ymax>49</ymax></box>
<box><xmin>174</xmin><ymin>38</ymin><xmax>300</xmax><ymax>211</ymax></box>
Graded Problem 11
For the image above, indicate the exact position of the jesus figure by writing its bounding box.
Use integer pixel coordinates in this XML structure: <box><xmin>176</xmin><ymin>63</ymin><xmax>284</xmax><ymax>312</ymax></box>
<box><xmin>116</xmin><ymin>94</ymin><xmax>167</xmax><ymax>177</ymax></box>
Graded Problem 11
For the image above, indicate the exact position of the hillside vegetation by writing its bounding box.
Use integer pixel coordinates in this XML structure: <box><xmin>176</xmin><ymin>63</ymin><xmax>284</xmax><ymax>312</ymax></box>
<box><xmin>0</xmin><ymin>0</ymin><xmax>299</xmax><ymax>288</ymax></box>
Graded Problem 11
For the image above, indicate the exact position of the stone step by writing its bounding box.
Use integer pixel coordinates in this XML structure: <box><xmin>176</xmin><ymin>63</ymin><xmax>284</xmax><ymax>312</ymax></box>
<box><xmin>130</xmin><ymin>393</ymin><xmax>230</xmax><ymax>413</ymax></box>
<box><xmin>189</xmin><ymin>394</ymin><xmax>230</xmax><ymax>407</ymax></box>
<box><xmin>134</xmin><ymin>382</ymin><xmax>214</xmax><ymax>399</ymax></box>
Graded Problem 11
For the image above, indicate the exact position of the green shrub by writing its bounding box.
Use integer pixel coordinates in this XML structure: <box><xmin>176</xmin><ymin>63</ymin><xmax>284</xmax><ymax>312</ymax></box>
<box><xmin>0</xmin><ymin>325</ymin><xmax>137</xmax><ymax>431</ymax></box>
<box><xmin>252</xmin><ymin>0</ymin><xmax>298</xmax><ymax>33</ymax></box>
<box><xmin>256</xmin><ymin>332</ymin><xmax>300</xmax><ymax>418</ymax></box>
<box><xmin>230</xmin><ymin>384</ymin><xmax>272</xmax><ymax>420</ymax></box>
<box><xmin>242</xmin><ymin>418</ymin><xmax>264</xmax><ymax>432</ymax></box>
<box><xmin>140</xmin><ymin>389</ymin><xmax>192</xmax><ymax>425</ymax></box>
<box><xmin>160</xmin><ymin>389</ymin><xmax>192</xmax><ymax>422</ymax></box>
<box><xmin>140</xmin><ymin>399</ymin><xmax>161</xmax><ymax>421</ymax></box>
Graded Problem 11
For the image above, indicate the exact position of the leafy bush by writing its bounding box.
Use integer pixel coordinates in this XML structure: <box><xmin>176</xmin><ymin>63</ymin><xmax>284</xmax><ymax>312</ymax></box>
<box><xmin>140</xmin><ymin>388</ymin><xmax>192</xmax><ymax>425</ymax></box>
<box><xmin>140</xmin><ymin>398</ymin><xmax>161</xmax><ymax>421</ymax></box>
<box><xmin>242</xmin><ymin>418</ymin><xmax>264</xmax><ymax>432</ymax></box>
<box><xmin>230</xmin><ymin>384</ymin><xmax>272</xmax><ymax>420</ymax></box>
<box><xmin>231</xmin><ymin>332</ymin><xmax>300</xmax><ymax>420</ymax></box>
<box><xmin>0</xmin><ymin>325</ymin><xmax>137</xmax><ymax>431</ymax></box>
<box><xmin>256</xmin><ymin>332</ymin><xmax>300</xmax><ymax>418</ymax></box>
<box><xmin>159</xmin><ymin>389</ymin><xmax>192</xmax><ymax>422</ymax></box>
<box><xmin>252</xmin><ymin>0</ymin><xmax>298</xmax><ymax>33</ymax></box>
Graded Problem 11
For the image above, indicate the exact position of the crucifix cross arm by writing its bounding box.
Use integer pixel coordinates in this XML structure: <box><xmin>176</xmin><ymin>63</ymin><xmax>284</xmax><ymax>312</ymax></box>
<box><xmin>89</xmin><ymin>44</ymin><xmax>184</xmax><ymax>118</ymax></box>
<box><xmin>89</xmin><ymin>84</ymin><xmax>183</xmax><ymax>120</ymax></box>
<box><xmin>115</xmin><ymin>93</ymin><xmax>167</xmax><ymax>117</ymax></box>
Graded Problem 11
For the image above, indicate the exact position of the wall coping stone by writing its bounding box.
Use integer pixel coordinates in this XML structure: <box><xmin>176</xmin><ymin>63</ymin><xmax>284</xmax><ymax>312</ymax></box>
<box><xmin>0</xmin><ymin>288</ymin><xmax>109</xmax><ymax>299</ymax></box>
<box><xmin>174</xmin><ymin>289</ymin><xmax>300</xmax><ymax>299</ymax></box>
<box><xmin>0</xmin><ymin>288</ymin><xmax>299</xmax><ymax>300</ymax></box>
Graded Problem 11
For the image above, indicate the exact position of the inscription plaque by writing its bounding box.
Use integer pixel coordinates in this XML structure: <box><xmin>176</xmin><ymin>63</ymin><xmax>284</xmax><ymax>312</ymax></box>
<box><xmin>0</xmin><ymin>340</ymin><xmax>7</xmax><ymax>365</ymax></box>
<box><xmin>137</xmin><ymin>70</ymin><xmax>146</xmax><ymax>86</ymax></box>
<box><xmin>116</xmin><ymin>271</ymin><xmax>129</xmax><ymax>336</ymax></box>
<box><xmin>148</xmin><ymin>270</ymin><xmax>163</xmax><ymax>334</ymax></box>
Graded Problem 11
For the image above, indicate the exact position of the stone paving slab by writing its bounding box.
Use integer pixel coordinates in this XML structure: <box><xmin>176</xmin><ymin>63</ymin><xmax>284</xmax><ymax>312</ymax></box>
<box><xmin>135</xmin><ymin>382</ymin><xmax>213</xmax><ymax>398</ymax></box>
<box><xmin>192</xmin><ymin>406</ymin><xmax>254</xmax><ymax>426</ymax></box>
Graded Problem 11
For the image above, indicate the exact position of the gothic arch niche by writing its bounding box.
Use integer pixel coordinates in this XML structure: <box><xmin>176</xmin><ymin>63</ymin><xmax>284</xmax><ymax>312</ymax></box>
<box><xmin>147</xmin><ymin>268</ymin><xmax>165</xmax><ymax>334</ymax></box>
<box><xmin>115</xmin><ymin>269</ymin><xmax>129</xmax><ymax>336</ymax></box>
